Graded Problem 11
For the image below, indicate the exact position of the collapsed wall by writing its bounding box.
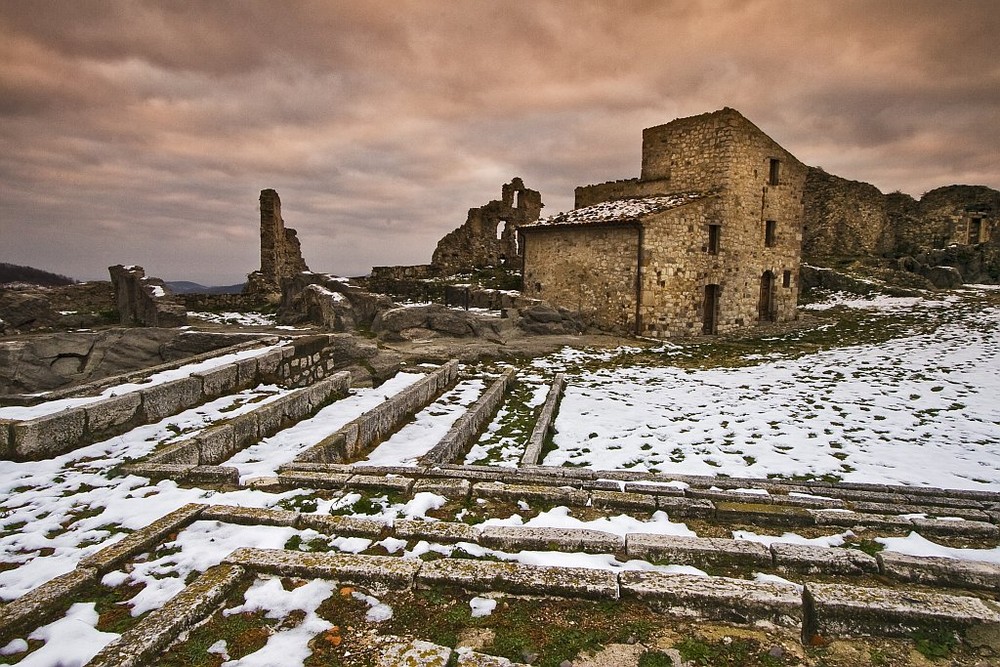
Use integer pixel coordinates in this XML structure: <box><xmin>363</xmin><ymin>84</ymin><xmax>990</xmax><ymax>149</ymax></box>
<box><xmin>108</xmin><ymin>265</ymin><xmax>187</xmax><ymax>327</ymax></box>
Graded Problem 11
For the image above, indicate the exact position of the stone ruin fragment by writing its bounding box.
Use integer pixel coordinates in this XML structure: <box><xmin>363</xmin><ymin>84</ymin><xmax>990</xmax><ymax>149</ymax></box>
<box><xmin>244</xmin><ymin>188</ymin><xmax>310</xmax><ymax>298</ymax></box>
<box><xmin>108</xmin><ymin>264</ymin><xmax>187</xmax><ymax>328</ymax></box>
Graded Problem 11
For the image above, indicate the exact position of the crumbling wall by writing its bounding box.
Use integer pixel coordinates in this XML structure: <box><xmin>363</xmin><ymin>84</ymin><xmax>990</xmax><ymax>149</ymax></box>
<box><xmin>108</xmin><ymin>265</ymin><xmax>187</xmax><ymax>327</ymax></box>
<box><xmin>802</xmin><ymin>168</ymin><xmax>896</xmax><ymax>258</ymax></box>
<box><xmin>431</xmin><ymin>178</ymin><xmax>542</xmax><ymax>274</ymax></box>
<box><xmin>245</xmin><ymin>188</ymin><xmax>309</xmax><ymax>295</ymax></box>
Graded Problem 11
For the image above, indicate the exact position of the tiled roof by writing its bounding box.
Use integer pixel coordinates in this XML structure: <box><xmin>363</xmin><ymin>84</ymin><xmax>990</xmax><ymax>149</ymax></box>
<box><xmin>524</xmin><ymin>192</ymin><xmax>704</xmax><ymax>228</ymax></box>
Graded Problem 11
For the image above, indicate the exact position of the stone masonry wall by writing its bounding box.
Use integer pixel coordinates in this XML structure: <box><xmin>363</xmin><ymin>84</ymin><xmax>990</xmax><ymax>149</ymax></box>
<box><xmin>575</xmin><ymin>178</ymin><xmax>672</xmax><ymax>209</ymax></box>
<box><xmin>522</xmin><ymin>223</ymin><xmax>640</xmax><ymax>334</ymax></box>
<box><xmin>802</xmin><ymin>168</ymin><xmax>895</xmax><ymax>257</ymax></box>
<box><xmin>432</xmin><ymin>178</ymin><xmax>543</xmax><ymax>274</ymax></box>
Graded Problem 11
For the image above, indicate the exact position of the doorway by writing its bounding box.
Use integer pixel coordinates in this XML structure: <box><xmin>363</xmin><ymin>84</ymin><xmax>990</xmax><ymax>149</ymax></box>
<box><xmin>703</xmin><ymin>284</ymin><xmax>720</xmax><ymax>334</ymax></box>
<box><xmin>759</xmin><ymin>271</ymin><xmax>775</xmax><ymax>322</ymax></box>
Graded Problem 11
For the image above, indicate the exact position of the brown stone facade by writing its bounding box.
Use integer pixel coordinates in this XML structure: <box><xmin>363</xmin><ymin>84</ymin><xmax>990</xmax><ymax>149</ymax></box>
<box><xmin>432</xmin><ymin>178</ymin><xmax>543</xmax><ymax>274</ymax></box>
<box><xmin>245</xmin><ymin>189</ymin><xmax>309</xmax><ymax>295</ymax></box>
<box><xmin>522</xmin><ymin>108</ymin><xmax>806</xmax><ymax>337</ymax></box>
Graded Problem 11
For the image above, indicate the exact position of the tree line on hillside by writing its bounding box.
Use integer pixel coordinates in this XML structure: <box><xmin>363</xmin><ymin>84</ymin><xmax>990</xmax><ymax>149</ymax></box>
<box><xmin>0</xmin><ymin>262</ymin><xmax>77</xmax><ymax>286</ymax></box>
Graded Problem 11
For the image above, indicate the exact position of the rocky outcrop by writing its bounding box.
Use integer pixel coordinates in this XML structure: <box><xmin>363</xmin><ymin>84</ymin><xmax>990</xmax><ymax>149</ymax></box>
<box><xmin>802</xmin><ymin>168</ymin><xmax>895</xmax><ymax>257</ymax></box>
<box><xmin>108</xmin><ymin>265</ymin><xmax>187</xmax><ymax>328</ymax></box>
<box><xmin>279</xmin><ymin>274</ymin><xmax>395</xmax><ymax>332</ymax></box>
<box><xmin>372</xmin><ymin>304</ymin><xmax>503</xmax><ymax>342</ymax></box>
<box><xmin>514</xmin><ymin>303</ymin><xmax>588</xmax><ymax>335</ymax></box>
<box><xmin>245</xmin><ymin>189</ymin><xmax>310</xmax><ymax>297</ymax></box>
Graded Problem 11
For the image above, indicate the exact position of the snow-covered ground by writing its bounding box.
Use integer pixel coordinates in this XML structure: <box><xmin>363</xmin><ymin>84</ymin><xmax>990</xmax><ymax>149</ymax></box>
<box><xmin>2</xmin><ymin>287</ymin><xmax>1000</xmax><ymax>665</ymax></box>
<box><xmin>539</xmin><ymin>287</ymin><xmax>1000</xmax><ymax>491</ymax></box>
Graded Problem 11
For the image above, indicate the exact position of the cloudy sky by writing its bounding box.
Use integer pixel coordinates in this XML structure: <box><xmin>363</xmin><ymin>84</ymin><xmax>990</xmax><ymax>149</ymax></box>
<box><xmin>1</xmin><ymin>1</ymin><xmax>998</xmax><ymax>285</ymax></box>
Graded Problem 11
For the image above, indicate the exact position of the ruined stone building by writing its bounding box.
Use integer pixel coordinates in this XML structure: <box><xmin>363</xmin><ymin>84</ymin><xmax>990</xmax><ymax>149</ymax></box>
<box><xmin>244</xmin><ymin>189</ymin><xmax>309</xmax><ymax>295</ymax></box>
<box><xmin>520</xmin><ymin>108</ymin><xmax>806</xmax><ymax>337</ymax></box>
<box><xmin>431</xmin><ymin>178</ymin><xmax>543</xmax><ymax>274</ymax></box>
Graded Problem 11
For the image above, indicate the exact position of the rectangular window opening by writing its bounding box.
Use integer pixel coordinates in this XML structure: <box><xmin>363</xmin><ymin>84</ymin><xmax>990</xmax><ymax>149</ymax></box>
<box><xmin>764</xmin><ymin>220</ymin><xmax>777</xmax><ymax>248</ymax></box>
<box><xmin>782</xmin><ymin>270</ymin><xmax>792</xmax><ymax>288</ymax></box>
<box><xmin>968</xmin><ymin>217</ymin><xmax>983</xmax><ymax>244</ymax></box>
<box><xmin>707</xmin><ymin>224</ymin><xmax>721</xmax><ymax>255</ymax></box>
<box><xmin>768</xmin><ymin>158</ymin><xmax>780</xmax><ymax>186</ymax></box>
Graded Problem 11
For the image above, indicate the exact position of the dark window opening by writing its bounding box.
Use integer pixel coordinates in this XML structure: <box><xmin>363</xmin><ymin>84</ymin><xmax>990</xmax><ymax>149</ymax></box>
<box><xmin>764</xmin><ymin>220</ymin><xmax>777</xmax><ymax>247</ymax></box>
<box><xmin>707</xmin><ymin>224</ymin><xmax>721</xmax><ymax>254</ymax></box>
<box><xmin>768</xmin><ymin>158</ymin><xmax>780</xmax><ymax>186</ymax></box>
<box><xmin>782</xmin><ymin>270</ymin><xmax>792</xmax><ymax>288</ymax></box>
<box><xmin>968</xmin><ymin>217</ymin><xmax>983</xmax><ymax>244</ymax></box>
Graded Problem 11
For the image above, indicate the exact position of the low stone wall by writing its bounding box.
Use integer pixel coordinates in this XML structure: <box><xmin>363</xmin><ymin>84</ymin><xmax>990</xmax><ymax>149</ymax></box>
<box><xmin>179</xmin><ymin>292</ymin><xmax>271</xmax><ymax>312</ymax></box>
<box><xmin>138</xmin><ymin>371</ymin><xmax>351</xmax><ymax>468</ymax></box>
<box><xmin>419</xmin><ymin>367</ymin><xmax>516</xmax><ymax>465</ymax></box>
<box><xmin>1</xmin><ymin>336</ymin><xmax>361</xmax><ymax>461</ymax></box>
<box><xmin>521</xmin><ymin>373</ymin><xmax>564</xmax><ymax>465</ymax></box>
<box><xmin>294</xmin><ymin>360</ymin><xmax>460</xmax><ymax>463</ymax></box>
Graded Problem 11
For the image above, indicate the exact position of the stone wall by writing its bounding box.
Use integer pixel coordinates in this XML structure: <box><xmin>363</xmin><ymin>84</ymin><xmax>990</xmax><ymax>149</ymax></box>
<box><xmin>245</xmin><ymin>189</ymin><xmax>309</xmax><ymax>295</ymax></box>
<box><xmin>178</xmin><ymin>292</ymin><xmax>272</xmax><ymax>313</ymax></box>
<box><xmin>522</xmin><ymin>222</ymin><xmax>641</xmax><ymax>334</ymax></box>
<box><xmin>802</xmin><ymin>168</ymin><xmax>895</xmax><ymax>257</ymax></box>
<box><xmin>108</xmin><ymin>265</ymin><xmax>187</xmax><ymax>327</ymax></box>
<box><xmin>432</xmin><ymin>178</ymin><xmax>543</xmax><ymax>274</ymax></box>
<box><xmin>575</xmin><ymin>178</ymin><xmax>672</xmax><ymax>209</ymax></box>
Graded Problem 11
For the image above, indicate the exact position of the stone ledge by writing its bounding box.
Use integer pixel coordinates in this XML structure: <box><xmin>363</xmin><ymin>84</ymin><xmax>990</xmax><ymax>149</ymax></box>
<box><xmin>619</xmin><ymin>570</ymin><xmax>802</xmax><ymax>626</ymax></box>
<box><xmin>413</xmin><ymin>477</ymin><xmax>472</xmax><ymax>498</ymax></box>
<box><xmin>590</xmin><ymin>490</ymin><xmax>657</xmax><ymax>511</ymax></box>
<box><xmin>771</xmin><ymin>543</ymin><xmax>878</xmax><ymax>575</ymax></box>
<box><xmin>716</xmin><ymin>501</ymin><xmax>815</xmax><ymax>526</ymax></box>
<box><xmin>88</xmin><ymin>563</ymin><xmax>247</xmax><ymax>667</ymax></box>
<box><xmin>79</xmin><ymin>503</ymin><xmax>206</xmax><ymax>573</ymax></box>
<box><xmin>0</xmin><ymin>566</ymin><xmax>99</xmax><ymax>645</ymax></box>
<box><xmin>877</xmin><ymin>551</ymin><xmax>1000</xmax><ymax>591</ymax></box>
<box><xmin>393</xmin><ymin>519</ymin><xmax>481</xmax><ymax>544</ymax></box>
<box><xmin>521</xmin><ymin>373</ymin><xmax>565</xmax><ymax>466</ymax></box>
<box><xmin>472</xmin><ymin>481</ymin><xmax>590</xmax><ymax>506</ymax></box>
<box><xmin>625</xmin><ymin>534</ymin><xmax>772</xmax><ymax>568</ymax></box>
<box><xmin>201</xmin><ymin>505</ymin><xmax>300</xmax><ymax>527</ymax></box>
<box><xmin>479</xmin><ymin>525</ymin><xmax>623</xmax><ymax>555</ymax></box>
<box><xmin>224</xmin><ymin>547</ymin><xmax>420</xmax><ymax>589</ymax></box>
<box><xmin>276</xmin><ymin>471</ymin><xmax>352</xmax><ymax>489</ymax></box>
<box><xmin>804</xmin><ymin>582</ymin><xmax>1000</xmax><ymax>650</ymax></box>
<box><xmin>417</xmin><ymin>558</ymin><xmax>618</xmax><ymax>599</ymax></box>
<box><xmin>299</xmin><ymin>514</ymin><xmax>393</xmax><ymax>538</ymax></box>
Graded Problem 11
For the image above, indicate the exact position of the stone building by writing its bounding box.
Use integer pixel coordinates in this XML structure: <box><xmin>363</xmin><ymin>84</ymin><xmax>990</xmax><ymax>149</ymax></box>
<box><xmin>431</xmin><ymin>178</ymin><xmax>543</xmax><ymax>274</ymax></box>
<box><xmin>520</xmin><ymin>108</ymin><xmax>806</xmax><ymax>337</ymax></box>
<box><xmin>245</xmin><ymin>189</ymin><xmax>309</xmax><ymax>295</ymax></box>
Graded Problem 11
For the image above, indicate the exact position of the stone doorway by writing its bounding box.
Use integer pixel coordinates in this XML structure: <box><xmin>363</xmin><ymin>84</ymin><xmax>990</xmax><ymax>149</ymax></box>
<box><xmin>702</xmin><ymin>284</ymin><xmax>720</xmax><ymax>334</ymax></box>
<box><xmin>759</xmin><ymin>271</ymin><xmax>775</xmax><ymax>322</ymax></box>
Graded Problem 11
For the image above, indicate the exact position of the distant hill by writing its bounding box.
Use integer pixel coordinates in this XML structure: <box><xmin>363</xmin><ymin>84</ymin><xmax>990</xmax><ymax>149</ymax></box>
<box><xmin>165</xmin><ymin>281</ymin><xmax>245</xmax><ymax>295</ymax></box>
<box><xmin>0</xmin><ymin>262</ymin><xmax>77</xmax><ymax>286</ymax></box>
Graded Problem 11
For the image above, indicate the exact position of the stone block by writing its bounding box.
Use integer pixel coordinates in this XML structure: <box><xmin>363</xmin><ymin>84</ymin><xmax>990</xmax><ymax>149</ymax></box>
<box><xmin>427</xmin><ymin>465</ymin><xmax>506</xmax><ymax>482</ymax></box>
<box><xmin>910</xmin><ymin>517</ymin><xmax>999</xmax><ymax>538</ymax></box>
<box><xmin>299</xmin><ymin>514</ymin><xmax>392</xmax><ymax>538</ymax></box>
<box><xmin>811</xmin><ymin>510</ymin><xmax>913</xmax><ymax>530</ymax></box>
<box><xmin>804</xmin><ymin>582</ymin><xmax>1000</xmax><ymax>650</ymax></box>
<box><xmin>480</xmin><ymin>525</ymin><xmax>623</xmax><ymax>555</ymax></box>
<box><xmin>624</xmin><ymin>481</ymin><xmax>686</xmax><ymax>497</ymax></box>
<box><xmin>0</xmin><ymin>567</ymin><xmax>99</xmax><ymax>644</ymax></box>
<box><xmin>715</xmin><ymin>501</ymin><xmax>815</xmax><ymax>527</ymax></box>
<box><xmin>276</xmin><ymin>471</ymin><xmax>352</xmax><ymax>489</ymax></box>
<box><xmin>201</xmin><ymin>505</ymin><xmax>299</xmax><ymax>527</ymax></box>
<box><xmin>456</xmin><ymin>649</ymin><xmax>526</xmax><ymax>666</ymax></box>
<box><xmin>140</xmin><ymin>376</ymin><xmax>204</xmax><ymax>423</ymax></box>
<box><xmin>120</xmin><ymin>463</ymin><xmax>194</xmax><ymax>480</ymax></box>
<box><xmin>88</xmin><ymin>564</ymin><xmax>247</xmax><ymax>667</ymax></box>
<box><xmin>85</xmin><ymin>392</ymin><xmax>142</xmax><ymax>435</ymax></box>
<box><xmin>417</xmin><ymin>558</ymin><xmax>618</xmax><ymax>599</ymax></box>
<box><xmin>188</xmin><ymin>465</ymin><xmax>240</xmax><ymax>486</ymax></box>
<box><xmin>851</xmin><ymin>501</ymin><xmax>988</xmax><ymax>521</ymax></box>
<box><xmin>195</xmin><ymin>424</ymin><xmax>236</xmax><ymax>465</ymax></box>
<box><xmin>235</xmin><ymin>356</ymin><xmax>259</xmax><ymax>387</ymax></box>
<box><xmin>346</xmin><ymin>474</ymin><xmax>414</xmax><ymax>495</ymax></box>
<box><xmin>771</xmin><ymin>543</ymin><xmax>877</xmax><ymax>575</ymax></box>
<box><xmin>590</xmin><ymin>490</ymin><xmax>657</xmax><ymax>511</ymax></box>
<box><xmin>146</xmin><ymin>440</ymin><xmax>200</xmax><ymax>466</ymax></box>
<box><xmin>0</xmin><ymin>418</ymin><xmax>11</xmax><ymax>457</ymax></box>
<box><xmin>393</xmin><ymin>519</ymin><xmax>481</xmax><ymax>544</ymax></box>
<box><xmin>12</xmin><ymin>408</ymin><xmax>87</xmax><ymax>459</ymax></box>
<box><xmin>878</xmin><ymin>551</ymin><xmax>1000</xmax><ymax>591</ymax></box>
<box><xmin>473</xmin><ymin>481</ymin><xmax>589</xmax><ymax>506</ymax></box>
<box><xmin>413</xmin><ymin>478</ymin><xmax>471</xmax><ymax>498</ymax></box>
<box><xmin>192</xmin><ymin>363</ymin><xmax>238</xmax><ymax>398</ymax></box>
<box><xmin>653</xmin><ymin>496</ymin><xmax>716</xmax><ymax>518</ymax></box>
<box><xmin>224</xmin><ymin>548</ymin><xmax>420</xmax><ymax>589</ymax></box>
<box><xmin>619</xmin><ymin>571</ymin><xmax>802</xmax><ymax>626</ymax></box>
<box><xmin>378</xmin><ymin>639</ymin><xmax>452</xmax><ymax>667</ymax></box>
<box><xmin>626</xmin><ymin>534</ymin><xmax>772</xmax><ymax>569</ymax></box>
<box><xmin>80</xmin><ymin>503</ymin><xmax>206</xmax><ymax>573</ymax></box>
<box><xmin>255</xmin><ymin>349</ymin><xmax>283</xmax><ymax>377</ymax></box>
<box><xmin>254</xmin><ymin>399</ymin><xmax>288</xmax><ymax>437</ymax></box>
<box><xmin>229</xmin><ymin>412</ymin><xmax>260</xmax><ymax>449</ymax></box>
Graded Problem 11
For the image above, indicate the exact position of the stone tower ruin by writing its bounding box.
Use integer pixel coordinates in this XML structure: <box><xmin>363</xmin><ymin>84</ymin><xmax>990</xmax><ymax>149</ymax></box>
<box><xmin>245</xmin><ymin>188</ymin><xmax>309</xmax><ymax>296</ymax></box>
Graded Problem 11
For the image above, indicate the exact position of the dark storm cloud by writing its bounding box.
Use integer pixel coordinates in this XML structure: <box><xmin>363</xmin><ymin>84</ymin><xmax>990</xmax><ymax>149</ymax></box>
<box><xmin>1</xmin><ymin>0</ymin><xmax>997</xmax><ymax>283</ymax></box>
